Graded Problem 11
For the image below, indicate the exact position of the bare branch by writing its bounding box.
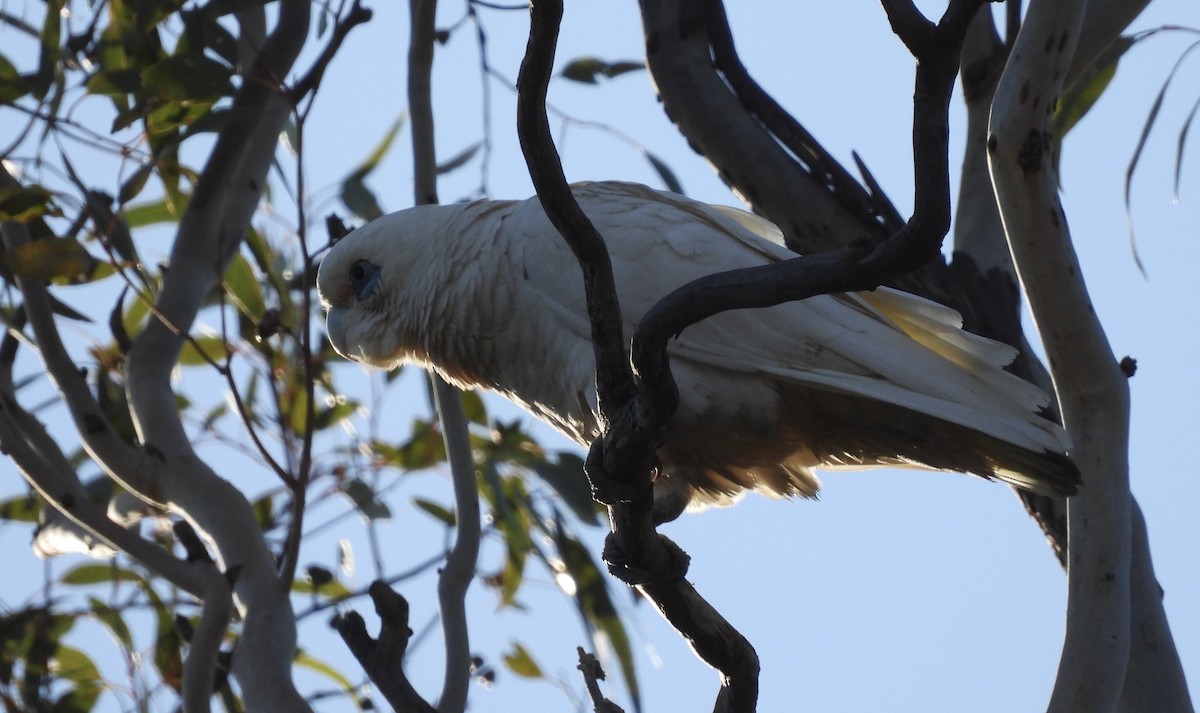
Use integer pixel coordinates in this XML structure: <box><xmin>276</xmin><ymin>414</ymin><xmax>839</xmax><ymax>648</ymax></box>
<box><xmin>332</xmin><ymin>582</ymin><xmax>438</xmax><ymax>713</ymax></box>
<box><xmin>518</xmin><ymin>2</ymin><xmax>760</xmax><ymax>710</ymax></box>
<box><xmin>120</xmin><ymin>1</ymin><xmax>315</xmax><ymax>709</ymax></box>
<box><xmin>405</xmin><ymin>1</ymin><xmax>483</xmax><ymax>710</ymax></box>
<box><xmin>988</xmin><ymin>2</ymin><xmax>1131</xmax><ymax>711</ymax></box>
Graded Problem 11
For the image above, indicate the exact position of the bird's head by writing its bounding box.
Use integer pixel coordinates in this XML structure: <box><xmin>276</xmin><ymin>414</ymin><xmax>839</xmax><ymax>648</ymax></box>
<box><xmin>316</xmin><ymin>208</ymin><xmax>443</xmax><ymax>370</ymax></box>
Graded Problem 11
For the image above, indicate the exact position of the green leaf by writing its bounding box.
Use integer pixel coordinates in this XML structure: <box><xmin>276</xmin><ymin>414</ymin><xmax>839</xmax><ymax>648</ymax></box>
<box><xmin>141</xmin><ymin>52</ymin><xmax>232</xmax><ymax>102</ymax></box>
<box><xmin>0</xmin><ymin>185</ymin><xmax>60</xmax><ymax>222</ymax></box>
<box><xmin>0</xmin><ymin>53</ymin><xmax>29</xmax><ymax>102</ymax></box>
<box><xmin>48</xmin><ymin>646</ymin><xmax>102</xmax><ymax>713</ymax></box>
<box><xmin>291</xmin><ymin>579</ymin><xmax>352</xmax><ymax>598</ymax></box>
<box><xmin>59</xmin><ymin>563</ymin><xmax>145</xmax><ymax>586</ymax></box>
<box><xmin>223</xmin><ymin>253</ymin><xmax>266</xmax><ymax>321</ymax></box>
<box><xmin>533</xmin><ymin>452</ymin><xmax>600</xmax><ymax>525</ymax></box>
<box><xmin>413</xmin><ymin>497</ymin><xmax>456</xmax><ymax>526</ymax></box>
<box><xmin>85</xmin><ymin>69</ymin><xmax>143</xmax><ymax>97</ymax></box>
<box><xmin>123</xmin><ymin>198</ymin><xmax>178</xmax><ymax>228</ymax></box>
<box><xmin>643</xmin><ymin>151</ymin><xmax>684</xmax><ymax>195</ymax></box>
<box><xmin>295</xmin><ymin>649</ymin><xmax>355</xmax><ymax>691</ymax></box>
<box><xmin>339</xmin><ymin>115</ymin><xmax>405</xmax><ymax>220</ymax></box>
<box><xmin>339</xmin><ymin>479</ymin><xmax>391</xmax><ymax>521</ymax></box>
<box><xmin>152</xmin><ymin>602</ymin><xmax>183</xmax><ymax>692</ymax></box>
<box><xmin>0</xmin><ymin>492</ymin><xmax>42</xmax><ymax>522</ymax></box>
<box><xmin>560</xmin><ymin>57</ymin><xmax>645</xmax><ymax>84</ymax></box>
<box><xmin>554</xmin><ymin>526</ymin><xmax>640</xmax><ymax>709</ymax></box>
<box><xmin>176</xmin><ymin>335</ymin><xmax>227</xmax><ymax>366</ymax></box>
<box><xmin>313</xmin><ymin>397</ymin><xmax>358</xmax><ymax>431</ymax></box>
<box><xmin>459</xmin><ymin>390</ymin><xmax>487</xmax><ymax>425</ymax></box>
<box><xmin>351</xmin><ymin>115</ymin><xmax>405</xmax><ymax>178</ymax></box>
<box><xmin>502</xmin><ymin>642</ymin><xmax>544</xmax><ymax>679</ymax></box>
<box><xmin>86</xmin><ymin>597</ymin><xmax>133</xmax><ymax>650</ymax></box>
<box><xmin>32</xmin><ymin>0</ymin><xmax>62</xmax><ymax>100</ymax></box>
<box><xmin>117</xmin><ymin>163</ymin><xmax>154</xmax><ymax>205</ymax></box>
<box><xmin>5</xmin><ymin>237</ymin><xmax>97</xmax><ymax>280</ymax></box>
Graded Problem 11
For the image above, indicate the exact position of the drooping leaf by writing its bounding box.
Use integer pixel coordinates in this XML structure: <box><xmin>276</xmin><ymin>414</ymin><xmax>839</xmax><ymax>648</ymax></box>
<box><xmin>502</xmin><ymin>642</ymin><xmax>544</xmax><ymax>679</ymax></box>
<box><xmin>560</xmin><ymin>57</ymin><xmax>645</xmax><ymax>84</ymax></box>
<box><xmin>413</xmin><ymin>497</ymin><xmax>456</xmax><ymax>526</ymax></box>
<box><xmin>1125</xmin><ymin>37</ymin><xmax>1200</xmax><ymax>277</ymax></box>
<box><xmin>552</xmin><ymin>523</ymin><xmax>640</xmax><ymax>710</ymax></box>
<box><xmin>223</xmin><ymin>253</ymin><xmax>266</xmax><ymax>322</ymax></box>
<box><xmin>295</xmin><ymin>649</ymin><xmax>356</xmax><ymax>692</ymax></box>
<box><xmin>1054</xmin><ymin>36</ymin><xmax>1133</xmax><ymax>142</ymax></box>
<box><xmin>532</xmin><ymin>452</ymin><xmax>600</xmax><ymax>525</ymax></box>
<box><xmin>643</xmin><ymin>151</ymin><xmax>684</xmax><ymax>195</ymax></box>
<box><xmin>86</xmin><ymin>598</ymin><xmax>133</xmax><ymax>651</ymax></box>
<box><xmin>339</xmin><ymin>115</ymin><xmax>405</xmax><ymax>221</ymax></box>
<box><xmin>436</xmin><ymin>142</ymin><xmax>482</xmax><ymax>175</ymax></box>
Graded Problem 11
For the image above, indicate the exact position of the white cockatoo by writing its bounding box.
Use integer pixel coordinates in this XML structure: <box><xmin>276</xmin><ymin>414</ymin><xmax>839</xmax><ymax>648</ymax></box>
<box><xmin>317</xmin><ymin>181</ymin><xmax>1078</xmax><ymax>511</ymax></box>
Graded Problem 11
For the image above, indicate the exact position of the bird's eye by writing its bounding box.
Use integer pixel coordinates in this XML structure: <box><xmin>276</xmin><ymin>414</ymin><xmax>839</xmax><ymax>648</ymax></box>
<box><xmin>348</xmin><ymin>259</ymin><xmax>381</xmax><ymax>301</ymax></box>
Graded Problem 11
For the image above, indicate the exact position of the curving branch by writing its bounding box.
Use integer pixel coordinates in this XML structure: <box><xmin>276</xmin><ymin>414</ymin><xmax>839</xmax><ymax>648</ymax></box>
<box><xmin>120</xmin><ymin>1</ymin><xmax>315</xmax><ymax>710</ymax></box>
<box><xmin>988</xmin><ymin>2</ymin><xmax>1130</xmax><ymax>711</ymax></box>
<box><xmin>518</xmin><ymin>2</ymin><xmax>758</xmax><ymax>710</ymax></box>
<box><xmin>409</xmin><ymin>0</ymin><xmax>482</xmax><ymax>710</ymax></box>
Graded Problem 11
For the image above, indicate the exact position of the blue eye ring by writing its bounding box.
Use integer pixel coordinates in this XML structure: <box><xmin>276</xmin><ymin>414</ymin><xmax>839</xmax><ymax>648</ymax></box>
<box><xmin>348</xmin><ymin>259</ymin><xmax>381</xmax><ymax>301</ymax></box>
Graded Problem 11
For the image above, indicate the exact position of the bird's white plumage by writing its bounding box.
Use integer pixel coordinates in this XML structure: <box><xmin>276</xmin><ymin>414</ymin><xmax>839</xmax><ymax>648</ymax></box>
<box><xmin>317</xmin><ymin>182</ymin><xmax>1077</xmax><ymax>510</ymax></box>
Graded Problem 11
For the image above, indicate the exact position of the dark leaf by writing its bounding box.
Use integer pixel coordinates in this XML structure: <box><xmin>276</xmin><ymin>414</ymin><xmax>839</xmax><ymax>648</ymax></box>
<box><xmin>141</xmin><ymin>52</ymin><xmax>232</xmax><ymax>102</ymax></box>
<box><xmin>32</xmin><ymin>0</ymin><xmax>63</xmax><ymax>99</ymax></box>
<box><xmin>340</xmin><ymin>174</ymin><xmax>383</xmax><ymax>222</ymax></box>
<box><xmin>339</xmin><ymin>479</ymin><xmax>391</xmax><ymax>521</ymax></box>
<box><xmin>0</xmin><ymin>53</ymin><xmax>29</xmax><ymax>101</ymax></box>
<box><xmin>643</xmin><ymin>151</ymin><xmax>684</xmax><ymax>195</ymax></box>
<box><xmin>532</xmin><ymin>452</ymin><xmax>600</xmax><ymax>525</ymax></box>
<box><xmin>0</xmin><ymin>492</ymin><xmax>41</xmax><ymax>522</ymax></box>
<box><xmin>436</xmin><ymin>142</ymin><xmax>482</xmax><ymax>175</ymax></box>
<box><xmin>0</xmin><ymin>185</ymin><xmax>60</xmax><ymax>222</ymax></box>
<box><xmin>554</xmin><ymin>525</ymin><xmax>640</xmax><ymax>709</ymax></box>
<box><xmin>560</xmin><ymin>57</ymin><xmax>645</xmax><ymax>84</ymax></box>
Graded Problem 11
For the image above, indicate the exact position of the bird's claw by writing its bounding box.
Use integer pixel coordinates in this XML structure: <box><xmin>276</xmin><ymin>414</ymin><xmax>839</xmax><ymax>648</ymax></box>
<box><xmin>602</xmin><ymin>532</ymin><xmax>690</xmax><ymax>586</ymax></box>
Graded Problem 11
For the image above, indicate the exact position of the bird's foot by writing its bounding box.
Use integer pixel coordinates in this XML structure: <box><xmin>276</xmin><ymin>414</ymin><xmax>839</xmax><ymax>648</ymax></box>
<box><xmin>602</xmin><ymin>532</ymin><xmax>690</xmax><ymax>586</ymax></box>
<box><xmin>583</xmin><ymin>437</ymin><xmax>654</xmax><ymax>506</ymax></box>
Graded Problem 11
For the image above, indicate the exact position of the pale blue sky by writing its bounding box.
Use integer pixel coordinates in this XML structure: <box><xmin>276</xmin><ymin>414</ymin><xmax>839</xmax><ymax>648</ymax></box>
<box><xmin>0</xmin><ymin>2</ymin><xmax>1196</xmax><ymax>711</ymax></box>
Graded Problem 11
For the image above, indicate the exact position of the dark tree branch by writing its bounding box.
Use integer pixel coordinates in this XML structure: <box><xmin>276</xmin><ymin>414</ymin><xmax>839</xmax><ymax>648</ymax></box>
<box><xmin>518</xmin><ymin>2</ymin><xmax>759</xmax><ymax>710</ymax></box>
<box><xmin>576</xmin><ymin>648</ymin><xmax>625</xmax><ymax>713</ymax></box>
<box><xmin>332</xmin><ymin>582</ymin><xmax>437</xmax><ymax>713</ymax></box>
